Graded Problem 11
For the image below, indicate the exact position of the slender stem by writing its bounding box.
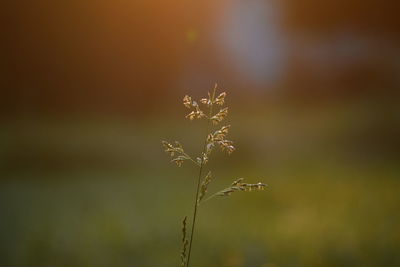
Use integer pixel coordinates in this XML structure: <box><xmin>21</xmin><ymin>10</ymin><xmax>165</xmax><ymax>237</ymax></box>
<box><xmin>186</xmin><ymin>86</ymin><xmax>216</xmax><ymax>267</ymax></box>
<box><xmin>182</xmin><ymin>152</ymin><xmax>201</xmax><ymax>167</ymax></box>
<box><xmin>201</xmin><ymin>192</ymin><xmax>219</xmax><ymax>204</ymax></box>
<box><xmin>185</xmin><ymin>147</ymin><xmax>205</xmax><ymax>267</ymax></box>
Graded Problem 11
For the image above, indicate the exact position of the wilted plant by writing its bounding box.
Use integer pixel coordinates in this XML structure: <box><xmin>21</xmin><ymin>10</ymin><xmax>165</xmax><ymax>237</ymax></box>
<box><xmin>162</xmin><ymin>84</ymin><xmax>267</xmax><ymax>267</ymax></box>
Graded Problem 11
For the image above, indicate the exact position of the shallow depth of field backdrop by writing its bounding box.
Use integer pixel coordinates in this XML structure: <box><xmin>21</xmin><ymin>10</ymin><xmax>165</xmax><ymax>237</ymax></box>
<box><xmin>1</xmin><ymin>1</ymin><xmax>400</xmax><ymax>266</ymax></box>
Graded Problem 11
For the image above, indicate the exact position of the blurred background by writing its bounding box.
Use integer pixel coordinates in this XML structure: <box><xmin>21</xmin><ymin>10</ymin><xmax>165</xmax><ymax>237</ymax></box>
<box><xmin>1</xmin><ymin>0</ymin><xmax>400</xmax><ymax>266</ymax></box>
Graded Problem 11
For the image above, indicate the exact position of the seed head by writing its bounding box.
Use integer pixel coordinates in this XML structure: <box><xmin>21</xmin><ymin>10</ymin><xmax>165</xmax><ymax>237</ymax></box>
<box><xmin>186</xmin><ymin>109</ymin><xmax>205</xmax><ymax>120</ymax></box>
<box><xmin>180</xmin><ymin>216</ymin><xmax>189</xmax><ymax>266</ymax></box>
<box><xmin>162</xmin><ymin>140</ymin><xmax>191</xmax><ymax>167</ymax></box>
<box><xmin>213</xmin><ymin>125</ymin><xmax>230</xmax><ymax>141</ymax></box>
<box><xmin>214</xmin><ymin>92</ymin><xmax>227</xmax><ymax>106</ymax></box>
<box><xmin>171</xmin><ymin>155</ymin><xmax>189</xmax><ymax>167</ymax></box>
<box><xmin>210</xmin><ymin>107</ymin><xmax>228</xmax><ymax>125</ymax></box>
<box><xmin>198</xmin><ymin>171</ymin><xmax>212</xmax><ymax>204</ymax></box>
<box><xmin>215</xmin><ymin>179</ymin><xmax>267</xmax><ymax>197</ymax></box>
<box><xmin>217</xmin><ymin>139</ymin><xmax>235</xmax><ymax>154</ymax></box>
<box><xmin>183</xmin><ymin>95</ymin><xmax>192</xmax><ymax>108</ymax></box>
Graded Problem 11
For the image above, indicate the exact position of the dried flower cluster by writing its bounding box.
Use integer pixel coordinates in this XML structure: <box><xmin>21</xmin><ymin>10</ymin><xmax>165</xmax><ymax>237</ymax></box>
<box><xmin>161</xmin><ymin>84</ymin><xmax>266</xmax><ymax>267</ymax></box>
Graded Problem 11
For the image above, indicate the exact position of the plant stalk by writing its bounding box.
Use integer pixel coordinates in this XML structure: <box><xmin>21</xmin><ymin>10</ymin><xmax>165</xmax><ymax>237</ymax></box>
<box><xmin>186</xmin><ymin>87</ymin><xmax>216</xmax><ymax>267</ymax></box>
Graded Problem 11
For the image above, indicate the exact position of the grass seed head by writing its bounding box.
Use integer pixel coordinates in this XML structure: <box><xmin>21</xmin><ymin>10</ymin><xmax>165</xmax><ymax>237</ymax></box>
<box><xmin>171</xmin><ymin>155</ymin><xmax>189</xmax><ymax>167</ymax></box>
<box><xmin>181</xmin><ymin>216</ymin><xmax>189</xmax><ymax>267</ymax></box>
<box><xmin>183</xmin><ymin>95</ymin><xmax>192</xmax><ymax>108</ymax></box>
<box><xmin>215</xmin><ymin>178</ymin><xmax>267</xmax><ymax>197</ymax></box>
<box><xmin>214</xmin><ymin>92</ymin><xmax>227</xmax><ymax>106</ymax></box>
<box><xmin>198</xmin><ymin>171</ymin><xmax>212</xmax><ymax>204</ymax></box>
<box><xmin>210</xmin><ymin>107</ymin><xmax>228</xmax><ymax>125</ymax></box>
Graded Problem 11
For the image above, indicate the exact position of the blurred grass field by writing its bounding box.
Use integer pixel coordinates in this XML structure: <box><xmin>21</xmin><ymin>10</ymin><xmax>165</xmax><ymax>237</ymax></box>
<box><xmin>1</xmin><ymin>103</ymin><xmax>399</xmax><ymax>267</ymax></box>
<box><xmin>1</xmin><ymin>163</ymin><xmax>399</xmax><ymax>267</ymax></box>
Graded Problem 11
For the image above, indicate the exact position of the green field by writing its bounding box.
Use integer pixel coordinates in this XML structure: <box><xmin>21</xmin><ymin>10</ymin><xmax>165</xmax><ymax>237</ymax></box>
<box><xmin>1</xmin><ymin>107</ymin><xmax>399</xmax><ymax>266</ymax></box>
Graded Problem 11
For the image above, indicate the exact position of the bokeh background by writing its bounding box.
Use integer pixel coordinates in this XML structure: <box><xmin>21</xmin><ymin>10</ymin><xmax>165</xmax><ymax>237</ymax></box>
<box><xmin>1</xmin><ymin>0</ymin><xmax>400</xmax><ymax>266</ymax></box>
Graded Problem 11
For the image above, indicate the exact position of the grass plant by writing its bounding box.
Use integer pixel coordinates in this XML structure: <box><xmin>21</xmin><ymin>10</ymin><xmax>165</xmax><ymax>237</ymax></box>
<box><xmin>162</xmin><ymin>84</ymin><xmax>267</xmax><ymax>267</ymax></box>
